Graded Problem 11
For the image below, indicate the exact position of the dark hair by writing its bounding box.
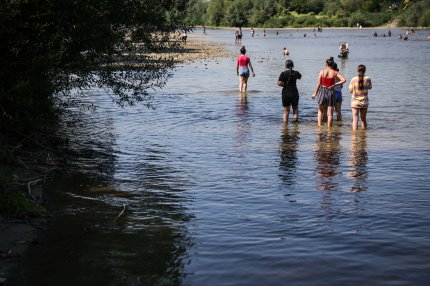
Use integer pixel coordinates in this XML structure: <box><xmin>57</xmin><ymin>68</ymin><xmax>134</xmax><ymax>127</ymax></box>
<box><xmin>326</xmin><ymin>56</ymin><xmax>335</xmax><ymax>68</ymax></box>
<box><xmin>240</xmin><ymin>46</ymin><xmax>246</xmax><ymax>54</ymax></box>
<box><xmin>285</xmin><ymin>59</ymin><xmax>294</xmax><ymax>70</ymax></box>
<box><xmin>333</xmin><ymin>62</ymin><xmax>339</xmax><ymax>72</ymax></box>
<box><xmin>358</xmin><ymin>64</ymin><xmax>366</xmax><ymax>90</ymax></box>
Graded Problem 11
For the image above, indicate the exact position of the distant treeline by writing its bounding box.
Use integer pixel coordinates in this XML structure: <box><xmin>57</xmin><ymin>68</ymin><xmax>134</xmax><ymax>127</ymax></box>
<box><xmin>186</xmin><ymin>0</ymin><xmax>430</xmax><ymax>28</ymax></box>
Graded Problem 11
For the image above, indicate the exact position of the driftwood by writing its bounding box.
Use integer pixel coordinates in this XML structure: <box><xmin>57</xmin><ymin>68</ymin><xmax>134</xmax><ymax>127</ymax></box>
<box><xmin>113</xmin><ymin>203</ymin><xmax>127</xmax><ymax>222</ymax></box>
<box><xmin>27</xmin><ymin>178</ymin><xmax>44</xmax><ymax>200</ymax></box>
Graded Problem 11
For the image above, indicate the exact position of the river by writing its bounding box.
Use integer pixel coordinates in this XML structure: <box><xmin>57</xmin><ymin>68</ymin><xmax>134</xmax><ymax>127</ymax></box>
<box><xmin>14</xmin><ymin>28</ymin><xmax>430</xmax><ymax>286</ymax></box>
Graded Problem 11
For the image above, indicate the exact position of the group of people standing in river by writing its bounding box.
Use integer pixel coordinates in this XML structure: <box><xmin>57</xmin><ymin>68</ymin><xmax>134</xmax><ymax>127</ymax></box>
<box><xmin>236</xmin><ymin>47</ymin><xmax>372</xmax><ymax>131</ymax></box>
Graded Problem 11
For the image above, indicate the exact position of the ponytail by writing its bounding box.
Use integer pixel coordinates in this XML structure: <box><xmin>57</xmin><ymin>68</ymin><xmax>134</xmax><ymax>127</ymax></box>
<box><xmin>358</xmin><ymin>64</ymin><xmax>366</xmax><ymax>90</ymax></box>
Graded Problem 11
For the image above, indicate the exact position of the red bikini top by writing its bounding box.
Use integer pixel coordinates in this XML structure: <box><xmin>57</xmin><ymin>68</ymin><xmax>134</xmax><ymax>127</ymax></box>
<box><xmin>321</xmin><ymin>70</ymin><xmax>337</xmax><ymax>86</ymax></box>
<box><xmin>321</xmin><ymin>76</ymin><xmax>335</xmax><ymax>87</ymax></box>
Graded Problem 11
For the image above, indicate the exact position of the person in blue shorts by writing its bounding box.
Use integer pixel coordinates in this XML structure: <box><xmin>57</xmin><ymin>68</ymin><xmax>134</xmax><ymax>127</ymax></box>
<box><xmin>236</xmin><ymin>46</ymin><xmax>255</xmax><ymax>93</ymax></box>
<box><xmin>333</xmin><ymin>62</ymin><xmax>343</xmax><ymax>121</ymax></box>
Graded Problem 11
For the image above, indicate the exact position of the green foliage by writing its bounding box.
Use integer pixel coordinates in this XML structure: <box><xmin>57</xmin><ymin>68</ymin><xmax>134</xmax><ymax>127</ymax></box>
<box><xmin>0</xmin><ymin>0</ymin><xmax>188</xmax><ymax>139</ymax></box>
<box><xmin>187</xmin><ymin>0</ymin><xmax>416</xmax><ymax>27</ymax></box>
<box><xmin>0</xmin><ymin>182</ymin><xmax>47</xmax><ymax>217</ymax></box>
<box><xmin>186</xmin><ymin>0</ymin><xmax>209</xmax><ymax>25</ymax></box>
<box><xmin>398</xmin><ymin>0</ymin><xmax>430</xmax><ymax>26</ymax></box>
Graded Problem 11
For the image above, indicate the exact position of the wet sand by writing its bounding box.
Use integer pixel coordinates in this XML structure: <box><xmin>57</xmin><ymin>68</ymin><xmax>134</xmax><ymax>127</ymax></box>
<box><xmin>156</xmin><ymin>34</ymin><xmax>235</xmax><ymax>64</ymax></box>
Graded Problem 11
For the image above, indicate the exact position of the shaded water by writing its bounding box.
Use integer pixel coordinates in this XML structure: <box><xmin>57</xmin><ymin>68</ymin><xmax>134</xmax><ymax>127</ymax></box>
<box><xmin>18</xmin><ymin>29</ymin><xmax>430</xmax><ymax>285</ymax></box>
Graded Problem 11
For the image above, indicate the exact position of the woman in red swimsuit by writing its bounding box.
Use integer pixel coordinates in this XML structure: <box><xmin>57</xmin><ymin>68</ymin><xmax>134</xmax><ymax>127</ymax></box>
<box><xmin>236</xmin><ymin>46</ymin><xmax>255</xmax><ymax>93</ymax></box>
<box><xmin>311</xmin><ymin>57</ymin><xmax>346</xmax><ymax>128</ymax></box>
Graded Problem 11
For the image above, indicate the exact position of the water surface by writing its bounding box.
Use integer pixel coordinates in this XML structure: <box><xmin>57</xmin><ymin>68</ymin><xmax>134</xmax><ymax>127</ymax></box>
<box><xmin>18</xmin><ymin>28</ymin><xmax>430</xmax><ymax>286</ymax></box>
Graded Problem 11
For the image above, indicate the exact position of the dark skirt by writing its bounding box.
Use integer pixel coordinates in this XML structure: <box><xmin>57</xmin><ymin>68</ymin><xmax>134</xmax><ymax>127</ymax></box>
<box><xmin>316</xmin><ymin>86</ymin><xmax>336</xmax><ymax>107</ymax></box>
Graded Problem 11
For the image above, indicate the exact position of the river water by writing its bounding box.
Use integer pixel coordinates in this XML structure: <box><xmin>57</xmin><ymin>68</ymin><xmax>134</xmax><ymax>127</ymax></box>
<box><xmin>17</xmin><ymin>29</ymin><xmax>430</xmax><ymax>285</ymax></box>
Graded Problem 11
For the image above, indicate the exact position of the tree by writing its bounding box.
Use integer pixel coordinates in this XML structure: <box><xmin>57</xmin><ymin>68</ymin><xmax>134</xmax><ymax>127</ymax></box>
<box><xmin>186</xmin><ymin>0</ymin><xmax>209</xmax><ymax>25</ymax></box>
<box><xmin>363</xmin><ymin>0</ymin><xmax>381</xmax><ymax>12</ymax></box>
<box><xmin>226</xmin><ymin>0</ymin><xmax>253</xmax><ymax>26</ymax></box>
<box><xmin>0</xmin><ymin>0</ymin><xmax>188</xmax><ymax>138</ymax></box>
<box><xmin>206</xmin><ymin>0</ymin><xmax>225</xmax><ymax>26</ymax></box>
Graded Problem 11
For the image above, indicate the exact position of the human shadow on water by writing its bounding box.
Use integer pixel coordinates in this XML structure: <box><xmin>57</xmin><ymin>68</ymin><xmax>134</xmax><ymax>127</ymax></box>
<box><xmin>313</xmin><ymin>128</ymin><xmax>343</xmax><ymax>218</ymax></box>
<box><xmin>278</xmin><ymin>124</ymin><xmax>300</xmax><ymax>188</ymax></box>
<box><xmin>348</xmin><ymin>130</ymin><xmax>368</xmax><ymax>192</ymax></box>
<box><xmin>236</xmin><ymin>92</ymin><xmax>248</xmax><ymax>116</ymax></box>
<box><xmin>234</xmin><ymin>93</ymin><xmax>251</xmax><ymax>153</ymax></box>
<box><xmin>314</xmin><ymin>128</ymin><xmax>342</xmax><ymax>192</ymax></box>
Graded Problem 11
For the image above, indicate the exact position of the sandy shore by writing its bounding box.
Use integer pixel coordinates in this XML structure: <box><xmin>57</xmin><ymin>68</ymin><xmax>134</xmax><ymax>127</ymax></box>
<box><xmin>163</xmin><ymin>35</ymin><xmax>235</xmax><ymax>64</ymax></box>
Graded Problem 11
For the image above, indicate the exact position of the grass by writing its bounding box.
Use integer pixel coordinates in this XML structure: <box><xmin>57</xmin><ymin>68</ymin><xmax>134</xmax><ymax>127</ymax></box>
<box><xmin>0</xmin><ymin>175</ymin><xmax>47</xmax><ymax>218</ymax></box>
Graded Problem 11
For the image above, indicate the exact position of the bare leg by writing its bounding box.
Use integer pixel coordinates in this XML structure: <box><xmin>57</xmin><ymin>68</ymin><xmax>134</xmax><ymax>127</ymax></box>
<box><xmin>292</xmin><ymin>106</ymin><xmax>299</xmax><ymax>123</ymax></box>
<box><xmin>317</xmin><ymin>105</ymin><xmax>326</xmax><ymax>127</ymax></box>
<box><xmin>242</xmin><ymin>77</ymin><xmax>248</xmax><ymax>92</ymax></box>
<box><xmin>327</xmin><ymin>106</ymin><xmax>334</xmax><ymax>127</ymax></box>
<box><xmin>239</xmin><ymin>76</ymin><xmax>243</xmax><ymax>92</ymax></box>
<box><xmin>360</xmin><ymin>108</ymin><xmax>368</xmax><ymax>129</ymax></box>
<box><xmin>352</xmin><ymin>108</ymin><xmax>359</xmax><ymax>130</ymax></box>
<box><xmin>283</xmin><ymin>106</ymin><xmax>290</xmax><ymax>123</ymax></box>
<box><xmin>335</xmin><ymin>101</ymin><xmax>342</xmax><ymax>121</ymax></box>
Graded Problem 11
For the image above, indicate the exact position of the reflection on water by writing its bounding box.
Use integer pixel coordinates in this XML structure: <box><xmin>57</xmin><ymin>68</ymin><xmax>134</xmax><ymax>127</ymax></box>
<box><xmin>15</xmin><ymin>105</ymin><xmax>193</xmax><ymax>285</ymax></box>
<box><xmin>314</xmin><ymin>129</ymin><xmax>342</xmax><ymax>192</ymax></box>
<box><xmin>348</xmin><ymin>131</ymin><xmax>368</xmax><ymax>192</ymax></box>
<box><xmin>236</xmin><ymin>93</ymin><xmax>248</xmax><ymax>116</ymax></box>
<box><xmin>234</xmin><ymin>93</ymin><xmax>250</xmax><ymax>153</ymax></box>
<box><xmin>278</xmin><ymin>124</ymin><xmax>300</xmax><ymax>187</ymax></box>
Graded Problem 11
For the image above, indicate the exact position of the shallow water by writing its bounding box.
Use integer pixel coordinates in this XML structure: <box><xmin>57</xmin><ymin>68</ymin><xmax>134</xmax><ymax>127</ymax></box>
<box><xmin>18</xmin><ymin>28</ymin><xmax>430</xmax><ymax>285</ymax></box>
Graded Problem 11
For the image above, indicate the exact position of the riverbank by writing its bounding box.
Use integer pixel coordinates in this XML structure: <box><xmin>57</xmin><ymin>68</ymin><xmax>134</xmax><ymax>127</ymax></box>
<box><xmin>157</xmin><ymin>34</ymin><xmax>235</xmax><ymax>63</ymax></box>
<box><xmin>0</xmin><ymin>35</ymin><xmax>234</xmax><ymax>285</ymax></box>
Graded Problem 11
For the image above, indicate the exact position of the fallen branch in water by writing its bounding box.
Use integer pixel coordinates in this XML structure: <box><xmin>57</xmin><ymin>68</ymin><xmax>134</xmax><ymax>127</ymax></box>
<box><xmin>113</xmin><ymin>203</ymin><xmax>127</xmax><ymax>222</ymax></box>
<box><xmin>27</xmin><ymin>179</ymin><xmax>43</xmax><ymax>200</ymax></box>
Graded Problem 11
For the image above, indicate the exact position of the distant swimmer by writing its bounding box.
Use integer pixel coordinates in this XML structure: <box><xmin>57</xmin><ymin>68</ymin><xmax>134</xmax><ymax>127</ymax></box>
<box><xmin>238</xmin><ymin>27</ymin><xmax>243</xmax><ymax>44</ymax></box>
<box><xmin>236</xmin><ymin>46</ymin><xmax>255</xmax><ymax>93</ymax></box>
<box><xmin>263</xmin><ymin>29</ymin><xmax>266</xmax><ymax>37</ymax></box>
<box><xmin>235</xmin><ymin>28</ymin><xmax>239</xmax><ymax>43</ymax></box>
<box><xmin>181</xmin><ymin>29</ymin><xmax>187</xmax><ymax>44</ymax></box>
<box><xmin>251</xmin><ymin>27</ymin><xmax>255</xmax><ymax>37</ymax></box>
<box><xmin>282</xmin><ymin>47</ymin><xmax>289</xmax><ymax>56</ymax></box>
<box><xmin>373</xmin><ymin>31</ymin><xmax>378</xmax><ymax>37</ymax></box>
